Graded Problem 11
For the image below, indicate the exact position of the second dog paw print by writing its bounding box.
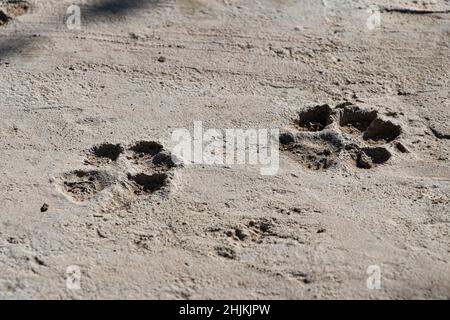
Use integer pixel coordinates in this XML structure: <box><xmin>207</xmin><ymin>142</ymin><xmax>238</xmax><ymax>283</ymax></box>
<box><xmin>280</xmin><ymin>102</ymin><xmax>405</xmax><ymax>170</ymax></box>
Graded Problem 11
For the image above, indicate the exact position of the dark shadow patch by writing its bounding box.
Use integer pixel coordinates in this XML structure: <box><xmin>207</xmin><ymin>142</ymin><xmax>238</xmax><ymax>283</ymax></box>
<box><xmin>1</xmin><ymin>1</ymin><xmax>30</xmax><ymax>18</ymax></box>
<box><xmin>362</xmin><ymin>147</ymin><xmax>392</xmax><ymax>164</ymax></box>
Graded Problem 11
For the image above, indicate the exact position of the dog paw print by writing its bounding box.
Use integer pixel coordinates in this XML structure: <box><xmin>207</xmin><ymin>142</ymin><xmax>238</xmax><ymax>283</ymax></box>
<box><xmin>59</xmin><ymin>140</ymin><xmax>178</xmax><ymax>203</ymax></box>
<box><xmin>280</xmin><ymin>103</ymin><xmax>403</xmax><ymax>170</ymax></box>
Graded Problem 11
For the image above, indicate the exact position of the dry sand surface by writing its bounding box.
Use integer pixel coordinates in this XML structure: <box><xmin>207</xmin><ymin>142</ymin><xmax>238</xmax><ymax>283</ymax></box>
<box><xmin>0</xmin><ymin>0</ymin><xmax>449</xmax><ymax>299</ymax></box>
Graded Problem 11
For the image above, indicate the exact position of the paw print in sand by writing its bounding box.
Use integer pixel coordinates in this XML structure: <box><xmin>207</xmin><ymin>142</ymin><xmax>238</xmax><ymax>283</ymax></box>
<box><xmin>59</xmin><ymin>141</ymin><xmax>178</xmax><ymax>203</ymax></box>
<box><xmin>280</xmin><ymin>102</ymin><xmax>403</xmax><ymax>170</ymax></box>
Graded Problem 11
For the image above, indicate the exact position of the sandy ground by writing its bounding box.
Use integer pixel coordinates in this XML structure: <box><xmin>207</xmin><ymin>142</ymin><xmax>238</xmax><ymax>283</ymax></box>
<box><xmin>0</xmin><ymin>0</ymin><xmax>449</xmax><ymax>299</ymax></box>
